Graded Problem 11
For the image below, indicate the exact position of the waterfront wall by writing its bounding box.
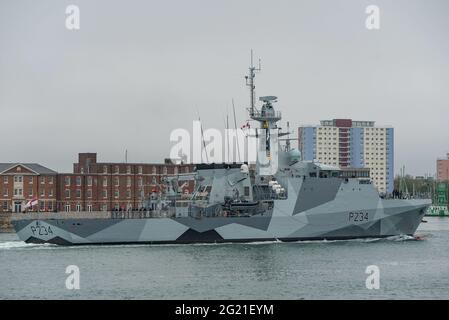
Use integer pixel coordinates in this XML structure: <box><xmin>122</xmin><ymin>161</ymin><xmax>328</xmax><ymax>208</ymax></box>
<box><xmin>0</xmin><ymin>213</ymin><xmax>13</xmax><ymax>232</ymax></box>
<box><xmin>10</xmin><ymin>211</ymin><xmax>112</xmax><ymax>220</ymax></box>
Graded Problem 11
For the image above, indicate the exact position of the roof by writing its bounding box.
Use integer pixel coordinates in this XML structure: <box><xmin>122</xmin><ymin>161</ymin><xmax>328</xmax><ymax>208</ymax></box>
<box><xmin>0</xmin><ymin>163</ymin><xmax>58</xmax><ymax>175</ymax></box>
<box><xmin>316</xmin><ymin>163</ymin><xmax>341</xmax><ymax>171</ymax></box>
<box><xmin>195</xmin><ymin>163</ymin><xmax>248</xmax><ymax>170</ymax></box>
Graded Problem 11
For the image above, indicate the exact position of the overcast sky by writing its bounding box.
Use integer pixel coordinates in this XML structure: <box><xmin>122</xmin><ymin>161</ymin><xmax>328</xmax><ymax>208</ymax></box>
<box><xmin>1</xmin><ymin>0</ymin><xmax>448</xmax><ymax>175</ymax></box>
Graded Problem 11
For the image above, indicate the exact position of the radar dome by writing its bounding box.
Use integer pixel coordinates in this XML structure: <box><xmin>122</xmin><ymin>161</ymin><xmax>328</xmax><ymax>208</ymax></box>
<box><xmin>288</xmin><ymin>149</ymin><xmax>301</xmax><ymax>162</ymax></box>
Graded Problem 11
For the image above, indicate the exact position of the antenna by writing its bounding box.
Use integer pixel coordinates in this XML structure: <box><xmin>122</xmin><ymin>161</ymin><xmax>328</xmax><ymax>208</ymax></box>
<box><xmin>245</xmin><ymin>49</ymin><xmax>261</xmax><ymax>116</ymax></box>
<box><xmin>232</xmin><ymin>99</ymin><xmax>241</xmax><ymax>162</ymax></box>
<box><xmin>222</xmin><ymin>110</ymin><xmax>230</xmax><ymax>163</ymax></box>
<box><xmin>196</xmin><ymin>109</ymin><xmax>209</xmax><ymax>163</ymax></box>
<box><xmin>200</xmin><ymin>119</ymin><xmax>209</xmax><ymax>164</ymax></box>
<box><xmin>226</xmin><ymin>112</ymin><xmax>230</xmax><ymax>163</ymax></box>
<box><xmin>286</xmin><ymin>122</ymin><xmax>291</xmax><ymax>152</ymax></box>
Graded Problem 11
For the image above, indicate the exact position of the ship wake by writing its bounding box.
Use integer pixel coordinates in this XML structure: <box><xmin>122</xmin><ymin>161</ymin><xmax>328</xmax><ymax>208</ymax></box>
<box><xmin>291</xmin><ymin>234</ymin><xmax>424</xmax><ymax>244</ymax></box>
<box><xmin>0</xmin><ymin>241</ymin><xmax>54</xmax><ymax>250</ymax></box>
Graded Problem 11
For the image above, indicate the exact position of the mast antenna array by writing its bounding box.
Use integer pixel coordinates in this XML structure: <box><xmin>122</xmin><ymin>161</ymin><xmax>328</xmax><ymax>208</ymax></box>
<box><xmin>245</xmin><ymin>50</ymin><xmax>261</xmax><ymax>116</ymax></box>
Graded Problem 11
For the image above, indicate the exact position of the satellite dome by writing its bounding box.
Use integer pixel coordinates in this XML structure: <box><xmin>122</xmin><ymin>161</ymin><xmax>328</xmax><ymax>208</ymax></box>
<box><xmin>240</xmin><ymin>164</ymin><xmax>249</xmax><ymax>174</ymax></box>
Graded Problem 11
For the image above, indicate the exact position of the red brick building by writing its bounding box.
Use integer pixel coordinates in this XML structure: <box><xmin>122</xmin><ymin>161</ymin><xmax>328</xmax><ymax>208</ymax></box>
<box><xmin>0</xmin><ymin>153</ymin><xmax>194</xmax><ymax>213</ymax></box>
<box><xmin>57</xmin><ymin>153</ymin><xmax>194</xmax><ymax>212</ymax></box>
<box><xmin>0</xmin><ymin>163</ymin><xmax>58</xmax><ymax>213</ymax></box>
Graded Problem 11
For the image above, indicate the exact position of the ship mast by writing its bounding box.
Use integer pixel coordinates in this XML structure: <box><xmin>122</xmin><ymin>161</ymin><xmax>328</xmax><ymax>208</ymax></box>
<box><xmin>245</xmin><ymin>50</ymin><xmax>261</xmax><ymax>116</ymax></box>
<box><xmin>244</xmin><ymin>52</ymin><xmax>282</xmax><ymax>176</ymax></box>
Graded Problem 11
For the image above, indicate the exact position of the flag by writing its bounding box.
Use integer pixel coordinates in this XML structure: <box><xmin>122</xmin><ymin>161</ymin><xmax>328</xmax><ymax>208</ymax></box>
<box><xmin>24</xmin><ymin>198</ymin><xmax>38</xmax><ymax>209</ymax></box>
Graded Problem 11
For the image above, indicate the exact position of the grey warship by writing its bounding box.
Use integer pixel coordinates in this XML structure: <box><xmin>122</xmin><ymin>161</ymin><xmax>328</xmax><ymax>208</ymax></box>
<box><xmin>12</xmin><ymin>61</ymin><xmax>431</xmax><ymax>245</ymax></box>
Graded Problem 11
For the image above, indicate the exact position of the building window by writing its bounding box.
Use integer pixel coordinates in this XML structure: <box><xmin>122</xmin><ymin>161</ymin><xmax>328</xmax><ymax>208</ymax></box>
<box><xmin>126</xmin><ymin>176</ymin><xmax>131</xmax><ymax>187</ymax></box>
<box><xmin>65</xmin><ymin>176</ymin><xmax>70</xmax><ymax>186</ymax></box>
<box><xmin>76</xmin><ymin>189</ymin><xmax>81</xmax><ymax>198</ymax></box>
<box><xmin>103</xmin><ymin>177</ymin><xmax>108</xmax><ymax>187</ymax></box>
<box><xmin>65</xmin><ymin>190</ymin><xmax>70</xmax><ymax>198</ymax></box>
<box><xmin>115</xmin><ymin>166</ymin><xmax>119</xmax><ymax>174</ymax></box>
<box><xmin>3</xmin><ymin>201</ymin><xmax>8</xmax><ymax>211</ymax></box>
<box><xmin>87</xmin><ymin>176</ymin><xmax>92</xmax><ymax>186</ymax></box>
<box><xmin>14</xmin><ymin>188</ymin><xmax>23</xmax><ymax>196</ymax></box>
<box><xmin>3</xmin><ymin>176</ymin><xmax>7</xmax><ymax>184</ymax></box>
<box><xmin>49</xmin><ymin>189</ymin><xmax>53</xmax><ymax>197</ymax></box>
<box><xmin>3</xmin><ymin>188</ymin><xmax>7</xmax><ymax>197</ymax></box>
<box><xmin>14</xmin><ymin>176</ymin><xmax>23</xmax><ymax>183</ymax></box>
<box><xmin>87</xmin><ymin>189</ymin><xmax>92</xmax><ymax>198</ymax></box>
<box><xmin>114</xmin><ymin>190</ymin><xmax>119</xmax><ymax>198</ymax></box>
<box><xmin>48</xmin><ymin>177</ymin><xmax>53</xmax><ymax>184</ymax></box>
<box><xmin>138</xmin><ymin>166</ymin><xmax>143</xmax><ymax>174</ymax></box>
<box><xmin>29</xmin><ymin>177</ymin><xmax>33</xmax><ymax>184</ymax></box>
<box><xmin>39</xmin><ymin>201</ymin><xmax>44</xmax><ymax>211</ymax></box>
<box><xmin>29</xmin><ymin>188</ymin><xmax>33</xmax><ymax>197</ymax></box>
<box><xmin>76</xmin><ymin>204</ymin><xmax>81</xmax><ymax>212</ymax></box>
<box><xmin>127</xmin><ymin>166</ymin><xmax>131</xmax><ymax>174</ymax></box>
<box><xmin>40</xmin><ymin>177</ymin><xmax>45</xmax><ymax>184</ymax></box>
<box><xmin>40</xmin><ymin>189</ymin><xmax>45</xmax><ymax>197</ymax></box>
<box><xmin>114</xmin><ymin>177</ymin><xmax>119</xmax><ymax>186</ymax></box>
<box><xmin>76</xmin><ymin>176</ymin><xmax>82</xmax><ymax>186</ymax></box>
<box><xmin>163</xmin><ymin>167</ymin><xmax>168</xmax><ymax>175</ymax></box>
<box><xmin>126</xmin><ymin>189</ymin><xmax>131</xmax><ymax>198</ymax></box>
<box><xmin>138</xmin><ymin>177</ymin><xmax>143</xmax><ymax>187</ymax></box>
<box><xmin>48</xmin><ymin>202</ymin><xmax>53</xmax><ymax>211</ymax></box>
<box><xmin>152</xmin><ymin>167</ymin><xmax>156</xmax><ymax>174</ymax></box>
<box><xmin>65</xmin><ymin>204</ymin><xmax>70</xmax><ymax>212</ymax></box>
<box><xmin>103</xmin><ymin>165</ymin><xmax>108</xmax><ymax>174</ymax></box>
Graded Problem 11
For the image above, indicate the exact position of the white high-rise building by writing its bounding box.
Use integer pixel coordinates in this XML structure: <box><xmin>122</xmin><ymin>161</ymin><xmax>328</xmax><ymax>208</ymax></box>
<box><xmin>298</xmin><ymin>119</ymin><xmax>394</xmax><ymax>194</ymax></box>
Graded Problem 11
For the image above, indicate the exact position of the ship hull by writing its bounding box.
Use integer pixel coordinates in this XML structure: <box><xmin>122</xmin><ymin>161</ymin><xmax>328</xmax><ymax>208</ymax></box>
<box><xmin>11</xmin><ymin>200</ymin><xmax>429</xmax><ymax>246</ymax></box>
